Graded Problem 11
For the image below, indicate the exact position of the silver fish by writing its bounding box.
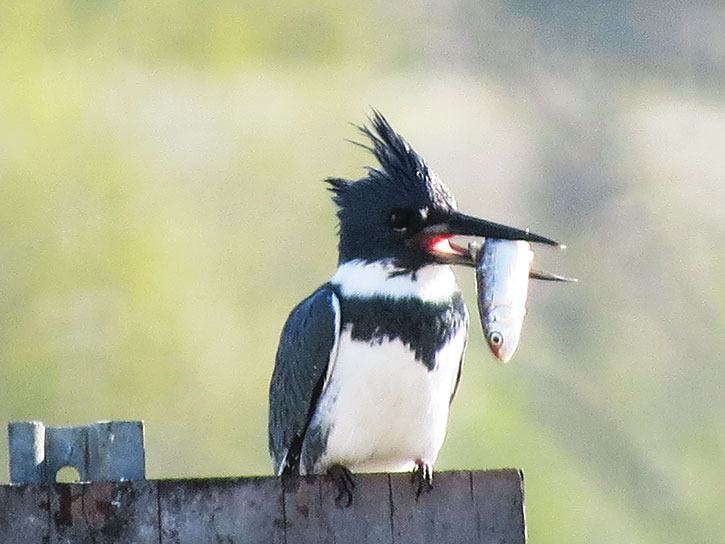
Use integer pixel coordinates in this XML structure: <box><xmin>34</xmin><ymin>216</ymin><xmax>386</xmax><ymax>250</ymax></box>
<box><xmin>472</xmin><ymin>239</ymin><xmax>577</xmax><ymax>363</ymax></box>
<box><xmin>474</xmin><ymin>239</ymin><xmax>533</xmax><ymax>363</ymax></box>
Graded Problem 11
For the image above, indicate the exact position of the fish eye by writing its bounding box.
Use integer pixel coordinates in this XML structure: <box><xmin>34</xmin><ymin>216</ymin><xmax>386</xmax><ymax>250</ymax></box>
<box><xmin>488</xmin><ymin>331</ymin><xmax>503</xmax><ymax>347</ymax></box>
<box><xmin>389</xmin><ymin>208</ymin><xmax>415</xmax><ymax>232</ymax></box>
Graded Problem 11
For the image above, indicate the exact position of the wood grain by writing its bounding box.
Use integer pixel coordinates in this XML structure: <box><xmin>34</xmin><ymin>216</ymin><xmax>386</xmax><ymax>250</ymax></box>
<box><xmin>0</xmin><ymin>470</ymin><xmax>526</xmax><ymax>543</ymax></box>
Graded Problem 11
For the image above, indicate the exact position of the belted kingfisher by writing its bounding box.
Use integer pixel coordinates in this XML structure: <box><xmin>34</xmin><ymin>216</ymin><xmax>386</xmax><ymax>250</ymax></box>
<box><xmin>268</xmin><ymin>112</ymin><xmax>559</xmax><ymax>504</ymax></box>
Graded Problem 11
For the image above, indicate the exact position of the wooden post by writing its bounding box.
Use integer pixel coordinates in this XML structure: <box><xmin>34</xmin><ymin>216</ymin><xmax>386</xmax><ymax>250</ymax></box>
<box><xmin>0</xmin><ymin>470</ymin><xmax>526</xmax><ymax>543</ymax></box>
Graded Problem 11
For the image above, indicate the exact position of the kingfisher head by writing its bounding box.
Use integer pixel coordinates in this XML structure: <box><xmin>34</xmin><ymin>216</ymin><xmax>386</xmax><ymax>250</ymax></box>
<box><xmin>327</xmin><ymin>111</ymin><xmax>559</xmax><ymax>272</ymax></box>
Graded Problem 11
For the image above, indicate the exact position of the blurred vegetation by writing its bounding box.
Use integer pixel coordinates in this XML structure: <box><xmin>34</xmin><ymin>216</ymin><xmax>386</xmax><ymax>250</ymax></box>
<box><xmin>1</xmin><ymin>2</ymin><xmax>724</xmax><ymax>542</ymax></box>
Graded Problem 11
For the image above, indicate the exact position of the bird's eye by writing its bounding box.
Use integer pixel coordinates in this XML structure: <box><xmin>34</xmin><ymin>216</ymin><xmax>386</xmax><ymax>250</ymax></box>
<box><xmin>488</xmin><ymin>331</ymin><xmax>503</xmax><ymax>347</ymax></box>
<box><xmin>389</xmin><ymin>208</ymin><xmax>415</xmax><ymax>232</ymax></box>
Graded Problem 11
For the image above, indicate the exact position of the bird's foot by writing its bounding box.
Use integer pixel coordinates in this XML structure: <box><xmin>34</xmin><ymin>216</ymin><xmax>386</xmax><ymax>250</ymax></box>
<box><xmin>327</xmin><ymin>464</ymin><xmax>356</xmax><ymax>507</ymax></box>
<box><xmin>411</xmin><ymin>460</ymin><xmax>433</xmax><ymax>500</ymax></box>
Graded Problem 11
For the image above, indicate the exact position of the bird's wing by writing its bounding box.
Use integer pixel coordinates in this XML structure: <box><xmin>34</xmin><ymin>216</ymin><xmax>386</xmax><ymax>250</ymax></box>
<box><xmin>449</xmin><ymin>305</ymin><xmax>469</xmax><ymax>405</ymax></box>
<box><xmin>268</xmin><ymin>284</ymin><xmax>341</xmax><ymax>476</ymax></box>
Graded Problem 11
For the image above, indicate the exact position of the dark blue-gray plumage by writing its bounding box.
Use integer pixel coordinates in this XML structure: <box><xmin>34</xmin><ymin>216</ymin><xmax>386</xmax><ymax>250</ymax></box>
<box><xmin>338</xmin><ymin>292</ymin><xmax>467</xmax><ymax>372</ymax></box>
<box><xmin>268</xmin><ymin>111</ymin><xmax>559</xmax><ymax>503</ymax></box>
<box><xmin>268</xmin><ymin>285</ymin><xmax>339</xmax><ymax>476</ymax></box>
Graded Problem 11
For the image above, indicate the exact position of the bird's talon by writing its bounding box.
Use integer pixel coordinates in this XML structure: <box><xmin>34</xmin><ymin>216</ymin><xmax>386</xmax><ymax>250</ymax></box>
<box><xmin>327</xmin><ymin>464</ymin><xmax>355</xmax><ymax>508</ymax></box>
<box><xmin>412</xmin><ymin>461</ymin><xmax>433</xmax><ymax>500</ymax></box>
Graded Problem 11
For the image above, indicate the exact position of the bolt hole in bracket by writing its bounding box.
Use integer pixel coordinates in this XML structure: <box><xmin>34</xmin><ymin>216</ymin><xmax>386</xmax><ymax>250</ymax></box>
<box><xmin>55</xmin><ymin>466</ymin><xmax>81</xmax><ymax>483</ymax></box>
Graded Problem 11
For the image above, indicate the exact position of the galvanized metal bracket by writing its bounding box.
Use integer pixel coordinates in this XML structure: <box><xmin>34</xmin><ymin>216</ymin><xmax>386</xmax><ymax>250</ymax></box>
<box><xmin>8</xmin><ymin>421</ymin><xmax>146</xmax><ymax>485</ymax></box>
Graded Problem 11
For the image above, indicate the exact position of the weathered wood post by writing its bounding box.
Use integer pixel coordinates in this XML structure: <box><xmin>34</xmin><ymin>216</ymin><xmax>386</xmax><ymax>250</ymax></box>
<box><xmin>1</xmin><ymin>422</ymin><xmax>527</xmax><ymax>543</ymax></box>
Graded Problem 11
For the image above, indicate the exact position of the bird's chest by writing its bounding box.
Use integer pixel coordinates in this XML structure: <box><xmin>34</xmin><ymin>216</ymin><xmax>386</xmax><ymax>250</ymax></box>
<box><xmin>308</xmin><ymin>295</ymin><xmax>467</xmax><ymax>473</ymax></box>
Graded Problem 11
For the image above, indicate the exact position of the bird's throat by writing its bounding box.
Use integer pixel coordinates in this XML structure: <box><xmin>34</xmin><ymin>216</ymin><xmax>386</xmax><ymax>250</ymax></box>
<box><xmin>330</xmin><ymin>260</ymin><xmax>459</xmax><ymax>303</ymax></box>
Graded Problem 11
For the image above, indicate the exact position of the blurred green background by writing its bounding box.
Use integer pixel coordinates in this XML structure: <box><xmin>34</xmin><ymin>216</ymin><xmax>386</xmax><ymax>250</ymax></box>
<box><xmin>1</xmin><ymin>1</ymin><xmax>724</xmax><ymax>542</ymax></box>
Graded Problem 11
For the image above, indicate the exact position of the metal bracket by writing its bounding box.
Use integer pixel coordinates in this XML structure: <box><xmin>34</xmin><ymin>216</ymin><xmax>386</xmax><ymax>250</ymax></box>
<box><xmin>8</xmin><ymin>421</ymin><xmax>146</xmax><ymax>485</ymax></box>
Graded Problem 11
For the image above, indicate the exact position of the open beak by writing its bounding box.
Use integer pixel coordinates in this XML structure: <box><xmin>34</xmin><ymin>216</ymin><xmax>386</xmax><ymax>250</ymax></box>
<box><xmin>412</xmin><ymin>210</ymin><xmax>562</xmax><ymax>267</ymax></box>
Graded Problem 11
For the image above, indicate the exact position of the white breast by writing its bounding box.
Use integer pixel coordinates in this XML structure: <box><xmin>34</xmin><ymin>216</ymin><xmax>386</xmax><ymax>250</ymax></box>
<box><xmin>308</xmin><ymin>327</ymin><xmax>465</xmax><ymax>474</ymax></box>
<box><xmin>301</xmin><ymin>260</ymin><xmax>467</xmax><ymax>474</ymax></box>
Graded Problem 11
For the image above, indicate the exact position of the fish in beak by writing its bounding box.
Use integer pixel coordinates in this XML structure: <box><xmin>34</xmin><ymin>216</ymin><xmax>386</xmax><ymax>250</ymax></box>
<box><xmin>412</xmin><ymin>209</ymin><xmax>563</xmax><ymax>267</ymax></box>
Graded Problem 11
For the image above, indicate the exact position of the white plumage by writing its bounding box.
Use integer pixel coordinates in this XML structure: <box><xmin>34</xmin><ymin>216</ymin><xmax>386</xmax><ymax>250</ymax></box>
<box><xmin>303</xmin><ymin>261</ymin><xmax>467</xmax><ymax>474</ymax></box>
<box><xmin>331</xmin><ymin>259</ymin><xmax>459</xmax><ymax>302</ymax></box>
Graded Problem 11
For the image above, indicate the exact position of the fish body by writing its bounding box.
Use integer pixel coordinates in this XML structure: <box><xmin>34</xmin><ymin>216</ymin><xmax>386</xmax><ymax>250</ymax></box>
<box><xmin>475</xmin><ymin>239</ymin><xmax>533</xmax><ymax>363</ymax></box>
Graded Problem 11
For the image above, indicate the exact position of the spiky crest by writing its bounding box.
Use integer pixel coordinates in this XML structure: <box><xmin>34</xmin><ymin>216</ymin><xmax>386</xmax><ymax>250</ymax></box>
<box><xmin>325</xmin><ymin>111</ymin><xmax>456</xmax><ymax>211</ymax></box>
